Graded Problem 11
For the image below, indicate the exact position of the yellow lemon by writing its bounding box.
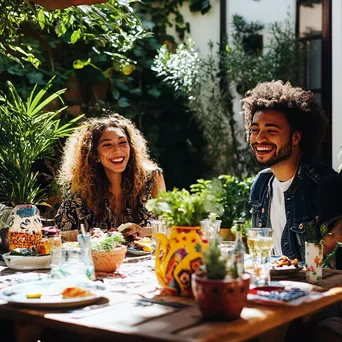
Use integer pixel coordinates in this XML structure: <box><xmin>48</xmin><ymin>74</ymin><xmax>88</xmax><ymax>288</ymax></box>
<box><xmin>25</xmin><ymin>292</ymin><xmax>42</xmax><ymax>299</ymax></box>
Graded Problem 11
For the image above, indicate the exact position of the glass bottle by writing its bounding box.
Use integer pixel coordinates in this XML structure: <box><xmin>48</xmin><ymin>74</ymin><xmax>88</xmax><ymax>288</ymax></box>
<box><xmin>230</xmin><ymin>219</ymin><xmax>246</xmax><ymax>278</ymax></box>
<box><xmin>77</xmin><ymin>234</ymin><xmax>95</xmax><ymax>281</ymax></box>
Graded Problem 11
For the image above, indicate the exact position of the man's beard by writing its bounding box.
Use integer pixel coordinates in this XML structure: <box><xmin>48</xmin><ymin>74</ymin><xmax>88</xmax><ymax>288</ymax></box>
<box><xmin>253</xmin><ymin>141</ymin><xmax>292</xmax><ymax>167</ymax></box>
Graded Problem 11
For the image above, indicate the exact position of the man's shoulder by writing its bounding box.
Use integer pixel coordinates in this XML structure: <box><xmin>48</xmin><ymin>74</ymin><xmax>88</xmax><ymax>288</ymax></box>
<box><xmin>250</xmin><ymin>168</ymin><xmax>273</xmax><ymax>200</ymax></box>
<box><xmin>254</xmin><ymin>168</ymin><xmax>273</xmax><ymax>183</ymax></box>
<box><xmin>302</xmin><ymin>162</ymin><xmax>338</xmax><ymax>184</ymax></box>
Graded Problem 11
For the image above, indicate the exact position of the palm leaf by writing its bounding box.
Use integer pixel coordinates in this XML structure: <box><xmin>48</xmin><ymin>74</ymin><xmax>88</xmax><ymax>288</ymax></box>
<box><xmin>0</xmin><ymin>78</ymin><xmax>84</xmax><ymax>205</ymax></box>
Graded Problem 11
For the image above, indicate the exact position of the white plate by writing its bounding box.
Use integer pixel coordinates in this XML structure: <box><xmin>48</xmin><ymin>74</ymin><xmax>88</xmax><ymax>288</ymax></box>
<box><xmin>127</xmin><ymin>248</ymin><xmax>151</xmax><ymax>256</ymax></box>
<box><xmin>2</xmin><ymin>253</ymin><xmax>51</xmax><ymax>270</ymax></box>
<box><xmin>0</xmin><ymin>281</ymin><xmax>101</xmax><ymax>308</ymax></box>
<box><xmin>270</xmin><ymin>265</ymin><xmax>303</xmax><ymax>277</ymax></box>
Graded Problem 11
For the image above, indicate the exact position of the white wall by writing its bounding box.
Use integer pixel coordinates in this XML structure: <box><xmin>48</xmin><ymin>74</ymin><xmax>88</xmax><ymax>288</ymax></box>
<box><xmin>227</xmin><ymin>0</ymin><xmax>296</xmax><ymax>45</ymax></box>
<box><xmin>226</xmin><ymin>0</ymin><xmax>296</xmax><ymax>141</ymax></box>
<box><xmin>332</xmin><ymin>0</ymin><xmax>342</xmax><ymax>171</ymax></box>
<box><xmin>167</xmin><ymin>0</ymin><xmax>221</xmax><ymax>58</ymax></box>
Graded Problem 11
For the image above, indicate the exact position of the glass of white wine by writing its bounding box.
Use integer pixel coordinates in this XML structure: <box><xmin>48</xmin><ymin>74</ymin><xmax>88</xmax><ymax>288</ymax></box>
<box><xmin>247</xmin><ymin>228</ymin><xmax>274</xmax><ymax>286</ymax></box>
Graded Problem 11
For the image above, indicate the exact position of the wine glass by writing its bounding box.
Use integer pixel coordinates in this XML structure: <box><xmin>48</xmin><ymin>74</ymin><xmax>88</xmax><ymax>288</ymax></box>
<box><xmin>247</xmin><ymin>228</ymin><xmax>274</xmax><ymax>286</ymax></box>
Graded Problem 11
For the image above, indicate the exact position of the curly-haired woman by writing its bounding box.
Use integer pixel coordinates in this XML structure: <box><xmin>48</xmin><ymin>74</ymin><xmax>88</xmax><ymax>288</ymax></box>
<box><xmin>55</xmin><ymin>113</ymin><xmax>165</xmax><ymax>237</ymax></box>
<box><xmin>242</xmin><ymin>80</ymin><xmax>342</xmax><ymax>261</ymax></box>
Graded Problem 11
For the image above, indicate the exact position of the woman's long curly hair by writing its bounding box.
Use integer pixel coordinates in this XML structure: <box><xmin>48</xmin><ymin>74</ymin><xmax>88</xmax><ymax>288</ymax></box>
<box><xmin>242</xmin><ymin>80</ymin><xmax>328</xmax><ymax>160</ymax></box>
<box><xmin>57</xmin><ymin>113</ymin><xmax>157</xmax><ymax>218</ymax></box>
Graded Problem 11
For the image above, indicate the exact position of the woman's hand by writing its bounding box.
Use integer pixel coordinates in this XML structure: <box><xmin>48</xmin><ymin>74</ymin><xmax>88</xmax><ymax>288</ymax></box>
<box><xmin>60</xmin><ymin>230</ymin><xmax>78</xmax><ymax>242</ymax></box>
<box><xmin>117</xmin><ymin>223</ymin><xmax>142</xmax><ymax>237</ymax></box>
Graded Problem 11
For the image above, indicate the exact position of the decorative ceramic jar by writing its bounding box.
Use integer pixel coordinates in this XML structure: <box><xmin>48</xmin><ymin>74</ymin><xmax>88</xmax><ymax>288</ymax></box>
<box><xmin>154</xmin><ymin>226</ymin><xmax>208</xmax><ymax>296</ymax></box>
<box><xmin>305</xmin><ymin>241</ymin><xmax>323</xmax><ymax>284</ymax></box>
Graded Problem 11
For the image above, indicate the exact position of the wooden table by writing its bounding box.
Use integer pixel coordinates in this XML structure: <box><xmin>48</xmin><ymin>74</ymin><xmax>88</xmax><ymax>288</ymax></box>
<box><xmin>0</xmin><ymin>263</ymin><xmax>342</xmax><ymax>342</ymax></box>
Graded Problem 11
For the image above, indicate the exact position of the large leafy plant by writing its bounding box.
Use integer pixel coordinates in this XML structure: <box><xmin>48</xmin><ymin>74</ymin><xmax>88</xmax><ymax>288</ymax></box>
<box><xmin>146</xmin><ymin>187</ymin><xmax>224</xmax><ymax>227</ymax></box>
<box><xmin>191</xmin><ymin>176</ymin><xmax>254</xmax><ymax>228</ymax></box>
<box><xmin>0</xmin><ymin>78</ymin><xmax>82</xmax><ymax>205</ymax></box>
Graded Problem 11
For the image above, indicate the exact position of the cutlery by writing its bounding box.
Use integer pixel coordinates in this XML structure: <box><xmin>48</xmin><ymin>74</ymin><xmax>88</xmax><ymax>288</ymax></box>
<box><xmin>135</xmin><ymin>298</ymin><xmax>190</xmax><ymax>309</ymax></box>
<box><xmin>67</xmin><ymin>303</ymin><xmax>117</xmax><ymax>319</ymax></box>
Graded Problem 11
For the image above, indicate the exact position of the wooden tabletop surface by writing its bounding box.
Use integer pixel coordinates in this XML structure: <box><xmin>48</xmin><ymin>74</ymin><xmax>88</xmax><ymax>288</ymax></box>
<box><xmin>0</xmin><ymin>262</ymin><xmax>342</xmax><ymax>342</ymax></box>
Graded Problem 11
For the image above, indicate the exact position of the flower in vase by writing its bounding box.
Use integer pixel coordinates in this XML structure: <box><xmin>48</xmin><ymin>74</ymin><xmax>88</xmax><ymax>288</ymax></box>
<box><xmin>307</xmin><ymin>265</ymin><xmax>315</xmax><ymax>272</ymax></box>
<box><xmin>314</xmin><ymin>256</ymin><xmax>321</xmax><ymax>267</ymax></box>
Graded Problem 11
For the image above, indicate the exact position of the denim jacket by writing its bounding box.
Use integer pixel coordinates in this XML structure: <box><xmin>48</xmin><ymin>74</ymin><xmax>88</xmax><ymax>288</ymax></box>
<box><xmin>249</xmin><ymin>161</ymin><xmax>338</xmax><ymax>261</ymax></box>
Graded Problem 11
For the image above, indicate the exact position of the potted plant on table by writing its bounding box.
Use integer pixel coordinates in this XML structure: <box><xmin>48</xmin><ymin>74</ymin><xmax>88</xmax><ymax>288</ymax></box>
<box><xmin>0</xmin><ymin>78</ymin><xmax>82</xmax><ymax>253</ymax></box>
<box><xmin>90</xmin><ymin>230</ymin><xmax>127</xmax><ymax>273</ymax></box>
<box><xmin>191</xmin><ymin>236</ymin><xmax>251</xmax><ymax>321</ymax></box>
<box><xmin>146</xmin><ymin>188</ymin><xmax>224</xmax><ymax>296</ymax></box>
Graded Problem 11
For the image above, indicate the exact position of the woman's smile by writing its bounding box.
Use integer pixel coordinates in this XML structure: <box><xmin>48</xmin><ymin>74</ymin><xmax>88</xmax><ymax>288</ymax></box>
<box><xmin>97</xmin><ymin>126</ymin><xmax>130</xmax><ymax>174</ymax></box>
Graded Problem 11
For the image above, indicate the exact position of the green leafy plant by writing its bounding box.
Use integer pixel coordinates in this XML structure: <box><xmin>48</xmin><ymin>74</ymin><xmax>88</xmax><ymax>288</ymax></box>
<box><xmin>90</xmin><ymin>232</ymin><xmax>125</xmax><ymax>251</ymax></box>
<box><xmin>306</xmin><ymin>222</ymin><xmax>328</xmax><ymax>244</ymax></box>
<box><xmin>191</xmin><ymin>176</ymin><xmax>254</xmax><ymax>228</ymax></box>
<box><xmin>0</xmin><ymin>77</ymin><xmax>83</xmax><ymax>205</ymax></box>
<box><xmin>230</xmin><ymin>220</ymin><xmax>251</xmax><ymax>237</ymax></box>
<box><xmin>146</xmin><ymin>187</ymin><xmax>224</xmax><ymax>227</ymax></box>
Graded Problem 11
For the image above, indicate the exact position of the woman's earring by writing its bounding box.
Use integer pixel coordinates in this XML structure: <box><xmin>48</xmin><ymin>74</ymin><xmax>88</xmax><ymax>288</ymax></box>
<box><xmin>95</xmin><ymin>157</ymin><xmax>101</xmax><ymax>163</ymax></box>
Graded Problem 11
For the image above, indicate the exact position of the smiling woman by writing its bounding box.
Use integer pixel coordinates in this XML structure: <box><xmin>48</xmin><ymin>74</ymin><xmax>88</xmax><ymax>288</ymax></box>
<box><xmin>54</xmin><ymin>113</ymin><xmax>166</xmax><ymax>235</ymax></box>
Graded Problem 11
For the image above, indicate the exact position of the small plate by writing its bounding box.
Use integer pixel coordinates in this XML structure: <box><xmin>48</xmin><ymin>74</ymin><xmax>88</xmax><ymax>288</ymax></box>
<box><xmin>0</xmin><ymin>280</ymin><xmax>101</xmax><ymax>308</ymax></box>
<box><xmin>127</xmin><ymin>248</ymin><xmax>151</xmax><ymax>256</ymax></box>
<box><xmin>2</xmin><ymin>253</ymin><xmax>51</xmax><ymax>270</ymax></box>
<box><xmin>270</xmin><ymin>265</ymin><xmax>303</xmax><ymax>277</ymax></box>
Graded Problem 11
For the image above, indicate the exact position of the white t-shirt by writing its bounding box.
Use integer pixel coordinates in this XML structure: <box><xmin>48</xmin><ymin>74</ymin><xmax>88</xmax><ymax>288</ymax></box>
<box><xmin>270</xmin><ymin>176</ymin><xmax>294</xmax><ymax>255</ymax></box>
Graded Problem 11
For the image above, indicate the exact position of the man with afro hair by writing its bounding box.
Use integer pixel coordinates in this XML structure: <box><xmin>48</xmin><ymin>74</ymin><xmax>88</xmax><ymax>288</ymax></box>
<box><xmin>242</xmin><ymin>80</ymin><xmax>342</xmax><ymax>262</ymax></box>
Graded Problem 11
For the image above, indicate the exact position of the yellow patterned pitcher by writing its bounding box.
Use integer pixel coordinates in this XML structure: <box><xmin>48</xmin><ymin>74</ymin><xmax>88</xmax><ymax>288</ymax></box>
<box><xmin>154</xmin><ymin>226</ymin><xmax>208</xmax><ymax>296</ymax></box>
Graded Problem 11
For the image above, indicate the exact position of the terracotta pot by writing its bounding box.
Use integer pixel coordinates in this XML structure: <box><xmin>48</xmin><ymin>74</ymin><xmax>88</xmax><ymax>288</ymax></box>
<box><xmin>91</xmin><ymin>245</ymin><xmax>126</xmax><ymax>273</ymax></box>
<box><xmin>191</xmin><ymin>273</ymin><xmax>251</xmax><ymax>321</ymax></box>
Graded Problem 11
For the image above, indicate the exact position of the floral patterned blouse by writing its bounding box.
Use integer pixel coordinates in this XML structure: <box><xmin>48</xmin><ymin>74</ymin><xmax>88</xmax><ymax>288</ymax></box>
<box><xmin>55</xmin><ymin>169</ymin><xmax>161</xmax><ymax>232</ymax></box>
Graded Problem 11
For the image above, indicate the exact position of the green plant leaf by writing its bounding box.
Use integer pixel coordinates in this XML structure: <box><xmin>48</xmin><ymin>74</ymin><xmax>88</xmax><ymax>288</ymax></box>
<box><xmin>71</xmin><ymin>29</ymin><xmax>82</xmax><ymax>44</ymax></box>
<box><xmin>73</xmin><ymin>58</ymin><xmax>91</xmax><ymax>70</ymax></box>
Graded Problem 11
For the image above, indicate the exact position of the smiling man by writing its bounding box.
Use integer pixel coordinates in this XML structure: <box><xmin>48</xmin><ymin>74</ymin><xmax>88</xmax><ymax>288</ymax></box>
<box><xmin>242</xmin><ymin>81</ymin><xmax>342</xmax><ymax>261</ymax></box>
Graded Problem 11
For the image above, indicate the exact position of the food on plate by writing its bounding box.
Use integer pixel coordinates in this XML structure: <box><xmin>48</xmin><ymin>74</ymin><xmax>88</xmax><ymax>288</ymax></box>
<box><xmin>272</xmin><ymin>255</ymin><xmax>299</xmax><ymax>268</ymax></box>
<box><xmin>61</xmin><ymin>287</ymin><xmax>94</xmax><ymax>299</ymax></box>
<box><xmin>132</xmin><ymin>238</ymin><xmax>153</xmax><ymax>252</ymax></box>
<box><xmin>117</xmin><ymin>223</ymin><xmax>132</xmax><ymax>235</ymax></box>
<box><xmin>7</xmin><ymin>205</ymin><xmax>43</xmax><ymax>251</ymax></box>
<box><xmin>9</xmin><ymin>248</ymin><xmax>38</xmax><ymax>256</ymax></box>
<box><xmin>25</xmin><ymin>292</ymin><xmax>42</xmax><ymax>299</ymax></box>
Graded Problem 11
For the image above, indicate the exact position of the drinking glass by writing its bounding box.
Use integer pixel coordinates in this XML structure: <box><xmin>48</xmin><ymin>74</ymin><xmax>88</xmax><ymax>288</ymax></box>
<box><xmin>200</xmin><ymin>219</ymin><xmax>222</xmax><ymax>242</ymax></box>
<box><xmin>218</xmin><ymin>241</ymin><xmax>235</xmax><ymax>266</ymax></box>
<box><xmin>50</xmin><ymin>248</ymin><xmax>89</xmax><ymax>280</ymax></box>
<box><xmin>150</xmin><ymin>219</ymin><xmax>169</xmax><ymax>255</ymax></box>
<box><xmin>247</xmin><ymin>228</ymin><xmax>274</xmax><ymax>286</ymax></box>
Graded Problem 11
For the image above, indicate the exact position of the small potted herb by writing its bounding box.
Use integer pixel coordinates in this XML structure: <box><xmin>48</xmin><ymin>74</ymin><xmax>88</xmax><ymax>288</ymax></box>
<box><xmin>90</xmin><ymin>231</ymin><xmax>126</xmax><ymax>273</ymax></box>
<box><xmin>191</xmin><ymin>237</ymin><xmax>251</xmax><ymax>321</ymax></box>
